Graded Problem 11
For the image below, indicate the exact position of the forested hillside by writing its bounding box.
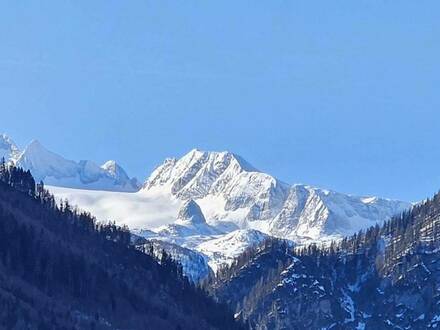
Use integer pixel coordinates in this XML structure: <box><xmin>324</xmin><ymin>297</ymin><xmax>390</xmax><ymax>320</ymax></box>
<box><xmin>0</xmin><ymin>162</ymin><xmax>241</xmax><ymax>330</ymax></box>
<box><xmin>4</xmin><ymin>160</ymin><xmax>440</xmax><ymax>329</ymax></box>
<box><xmin>209</xmin><ymin>190</ymin><xmax>440</xmax><ymax>329</ymax></box>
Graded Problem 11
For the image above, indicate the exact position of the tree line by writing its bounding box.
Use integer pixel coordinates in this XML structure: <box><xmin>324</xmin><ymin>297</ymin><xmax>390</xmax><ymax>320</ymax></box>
<box><xmin>0</xmin><ymin>162</ymin><xmax>242</xmax><ymax>330</ymax></box>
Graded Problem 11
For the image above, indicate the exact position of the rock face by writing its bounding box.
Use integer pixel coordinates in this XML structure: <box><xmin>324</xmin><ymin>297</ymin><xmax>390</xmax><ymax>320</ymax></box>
<box><xmin>177</xmin><ymin>199</ymin><xmax>207</xmax><ymax>225</ymax></box>
<box><xmin>158</xmin><ymin>199</ymin><xmax>218</xmax><ymax>236</ymax></box>
<box><xmin>143</xmin><ymin>149</ymin><xmax>410</xmax><ymax>241</ymax></box>
<box><xmin>155</xmin><ymin>199</ymin><xmax>220</xmax><ymax>247</ymax></box>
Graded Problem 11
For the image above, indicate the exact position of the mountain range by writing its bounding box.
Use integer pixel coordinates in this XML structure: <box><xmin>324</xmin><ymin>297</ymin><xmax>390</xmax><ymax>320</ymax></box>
<box><xmin>0</xmin><ymin>134</ymin><xmax>139</xmax><ymax>192</ymax></box>
<box><xmin>0</xmin><ymin>133</ymin><xmax>411</xmax><ymax>281</ymax></box>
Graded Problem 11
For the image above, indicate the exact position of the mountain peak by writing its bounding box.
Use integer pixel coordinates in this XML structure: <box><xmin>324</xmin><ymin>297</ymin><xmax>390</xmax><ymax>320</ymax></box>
<box><xmin>180</xmin><ymin>148</ymin><xmax>258</xmax><ymax>172</ymax></box>
<box><xmin>101</xmin><ymin>160</ymin><xmax>124</xmax><ymax>177</ymax></box>
<box><xmin>144</xmin><ymin>148</ymin><xmax>260</xmax><ymax>195</ymax></box>
<box><xmin>27</xmin><ymin>139</ymin><xmax>43</xmax><ymax>149</ymax></box>
<box><xmin>228</xmin><ymin>152</ymin><xmax>259</xmax><ymax>172</ymax></box>
<box><xmin>101</xmin><ymin>160</ymin><xmax>139</xmax><ymax>189</ymax></box>
<box><xmin>177</xmin><ymin>199</ymin><xmax>207</xmax><ymax>225</ymax></box>
<box><xmin>0</xmin><ymin>133</ymin><xmax>20</xmax><ymax>161</ymax></box>
<box><xmin>187</xmin><ymin>148</ymin><xmax>204</xmax><ymax>155</ymax></box>
<box><xmin>16</xmin><ymin>140</ymin><xmax>78</xmax><ymax>182</ymax></box>
<box><xmin>6</xmin><ymin>136</ymin><xmax>139</xmax><ymax>192</ymax></box>
<box><xmin>102</xmin><ymin>159</ymin><xmax>117</xmax><ymax>170</ymax></box>
<box><xmin>0</xmin><ymin>133</ymin><xmax>13</xmax><ymax>142</ymax></box>
<box><xmin>20</xmin><ymin>139</ymin><xmax>73</xmax><ymax>165</ymax></box>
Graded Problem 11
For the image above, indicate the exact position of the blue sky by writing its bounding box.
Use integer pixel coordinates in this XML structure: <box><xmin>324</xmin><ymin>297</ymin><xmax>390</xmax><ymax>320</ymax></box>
<box><xmin>1</xmin><ymin>1</ymin><xmax>439</xmax><ymax>201</ymax></box>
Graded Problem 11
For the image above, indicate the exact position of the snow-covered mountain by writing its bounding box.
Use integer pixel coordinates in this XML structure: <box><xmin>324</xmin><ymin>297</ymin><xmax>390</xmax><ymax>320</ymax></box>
<box><xmin>0</xmin><ymin>134</ymin><xmax>139</xmax><ymax>192</ymax></box>
<box><xmin>144</xmin><ymin>150</ymin><xmax>288</xmax><ymax>228</ymax></box>
<box><xmin>3</xmin><ymin>135</ymin><xmax>410</xmax><ymax>279</ymax></box>
<box><xmin>196</xmin><ymin>229</ymin><xmax>269</xmax><ymax>273</ymax></box>
<box><xmin>0</xmin><ymin>134</ymin><xmax>20</xmax><ymax>161</ymax></box>
<box><xmin>143</xmin><ymin>149</ymin><xmax>410</xmax><ymax>241</ymax></box>
<box><xmin>49</xmin><ymin>148</ymin><xmax>409</xmax><ymax>279</ymax></box>
<box><xmin>157</xmin><ymin>199</ymin><xmax>221</xmax><ymax>239</ymax></box>
<box><xmin>131</xmin><ymin>200</ymin><xmax>271</xmax><ymax>278</ymax></box>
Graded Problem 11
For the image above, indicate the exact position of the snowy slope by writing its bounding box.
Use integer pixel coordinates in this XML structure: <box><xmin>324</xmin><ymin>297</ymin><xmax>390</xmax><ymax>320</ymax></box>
<box><xmin>0</xmin><ymin>133</ymin><xmax>139</xmax><ymax>192</ymax></box>
<box><xmin>269</xmin><ymin>184</ymin><xmax>410</xmax><ymax>241</ymax></box>
<box><xmin>51</xmin><ymin>186</ymin><xmax>270</xmax><ymax>276</ymax></box>
<box><xmin>144</xmin><ymin>239</ymin><xmax>213</xmax><ymax>282</ymax></box>
<box><xmin>143</xmin><ymin>149</ymin><xmax>410</xmax><ymax>240</ymax></box>
<box><xmin>145</xmin><ymin>227</ymin><xmax>270</xmax><ymax>276</ymax></box>
<box><xmin>15</xmin><ymin>140</ymin><xmax>139</xmax><ymax>191</ymax></box>
<box><xmin>16</xmin><ymin>140</ymin><xmax>79</xmax><ymax>182</ymax></box>
<box><xmin>0</xmin><ymin>134</ymin><xmax>20</xmax><ymax>162</ymax></box>
<box><xmin>196</xmin><ymin>229</ymin><xmax>269</xmax><ymax>273</ymax></box>
<box><xmin>144</xmin><ymin>149</ymin><xmax>289</xmax><ymax>227</ymax></box>
<box><xmin>155</xmin><ymin>199</ymin><xmax>221</xmax><ymax>243</ymax></box>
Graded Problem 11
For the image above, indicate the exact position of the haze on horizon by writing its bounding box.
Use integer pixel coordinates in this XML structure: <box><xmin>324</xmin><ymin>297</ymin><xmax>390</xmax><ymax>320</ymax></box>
<box><xmin>1</xmin><ymin>1</ymin><xmax>439</xmax><ymax>202</ymax></box>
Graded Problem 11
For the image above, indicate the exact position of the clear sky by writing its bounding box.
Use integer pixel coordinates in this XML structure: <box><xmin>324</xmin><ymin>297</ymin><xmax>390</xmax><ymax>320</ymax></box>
<box><xmin>1</xmin><ymin>1</ymin><xmax>439</xmax><ymax>202</ymax></box>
